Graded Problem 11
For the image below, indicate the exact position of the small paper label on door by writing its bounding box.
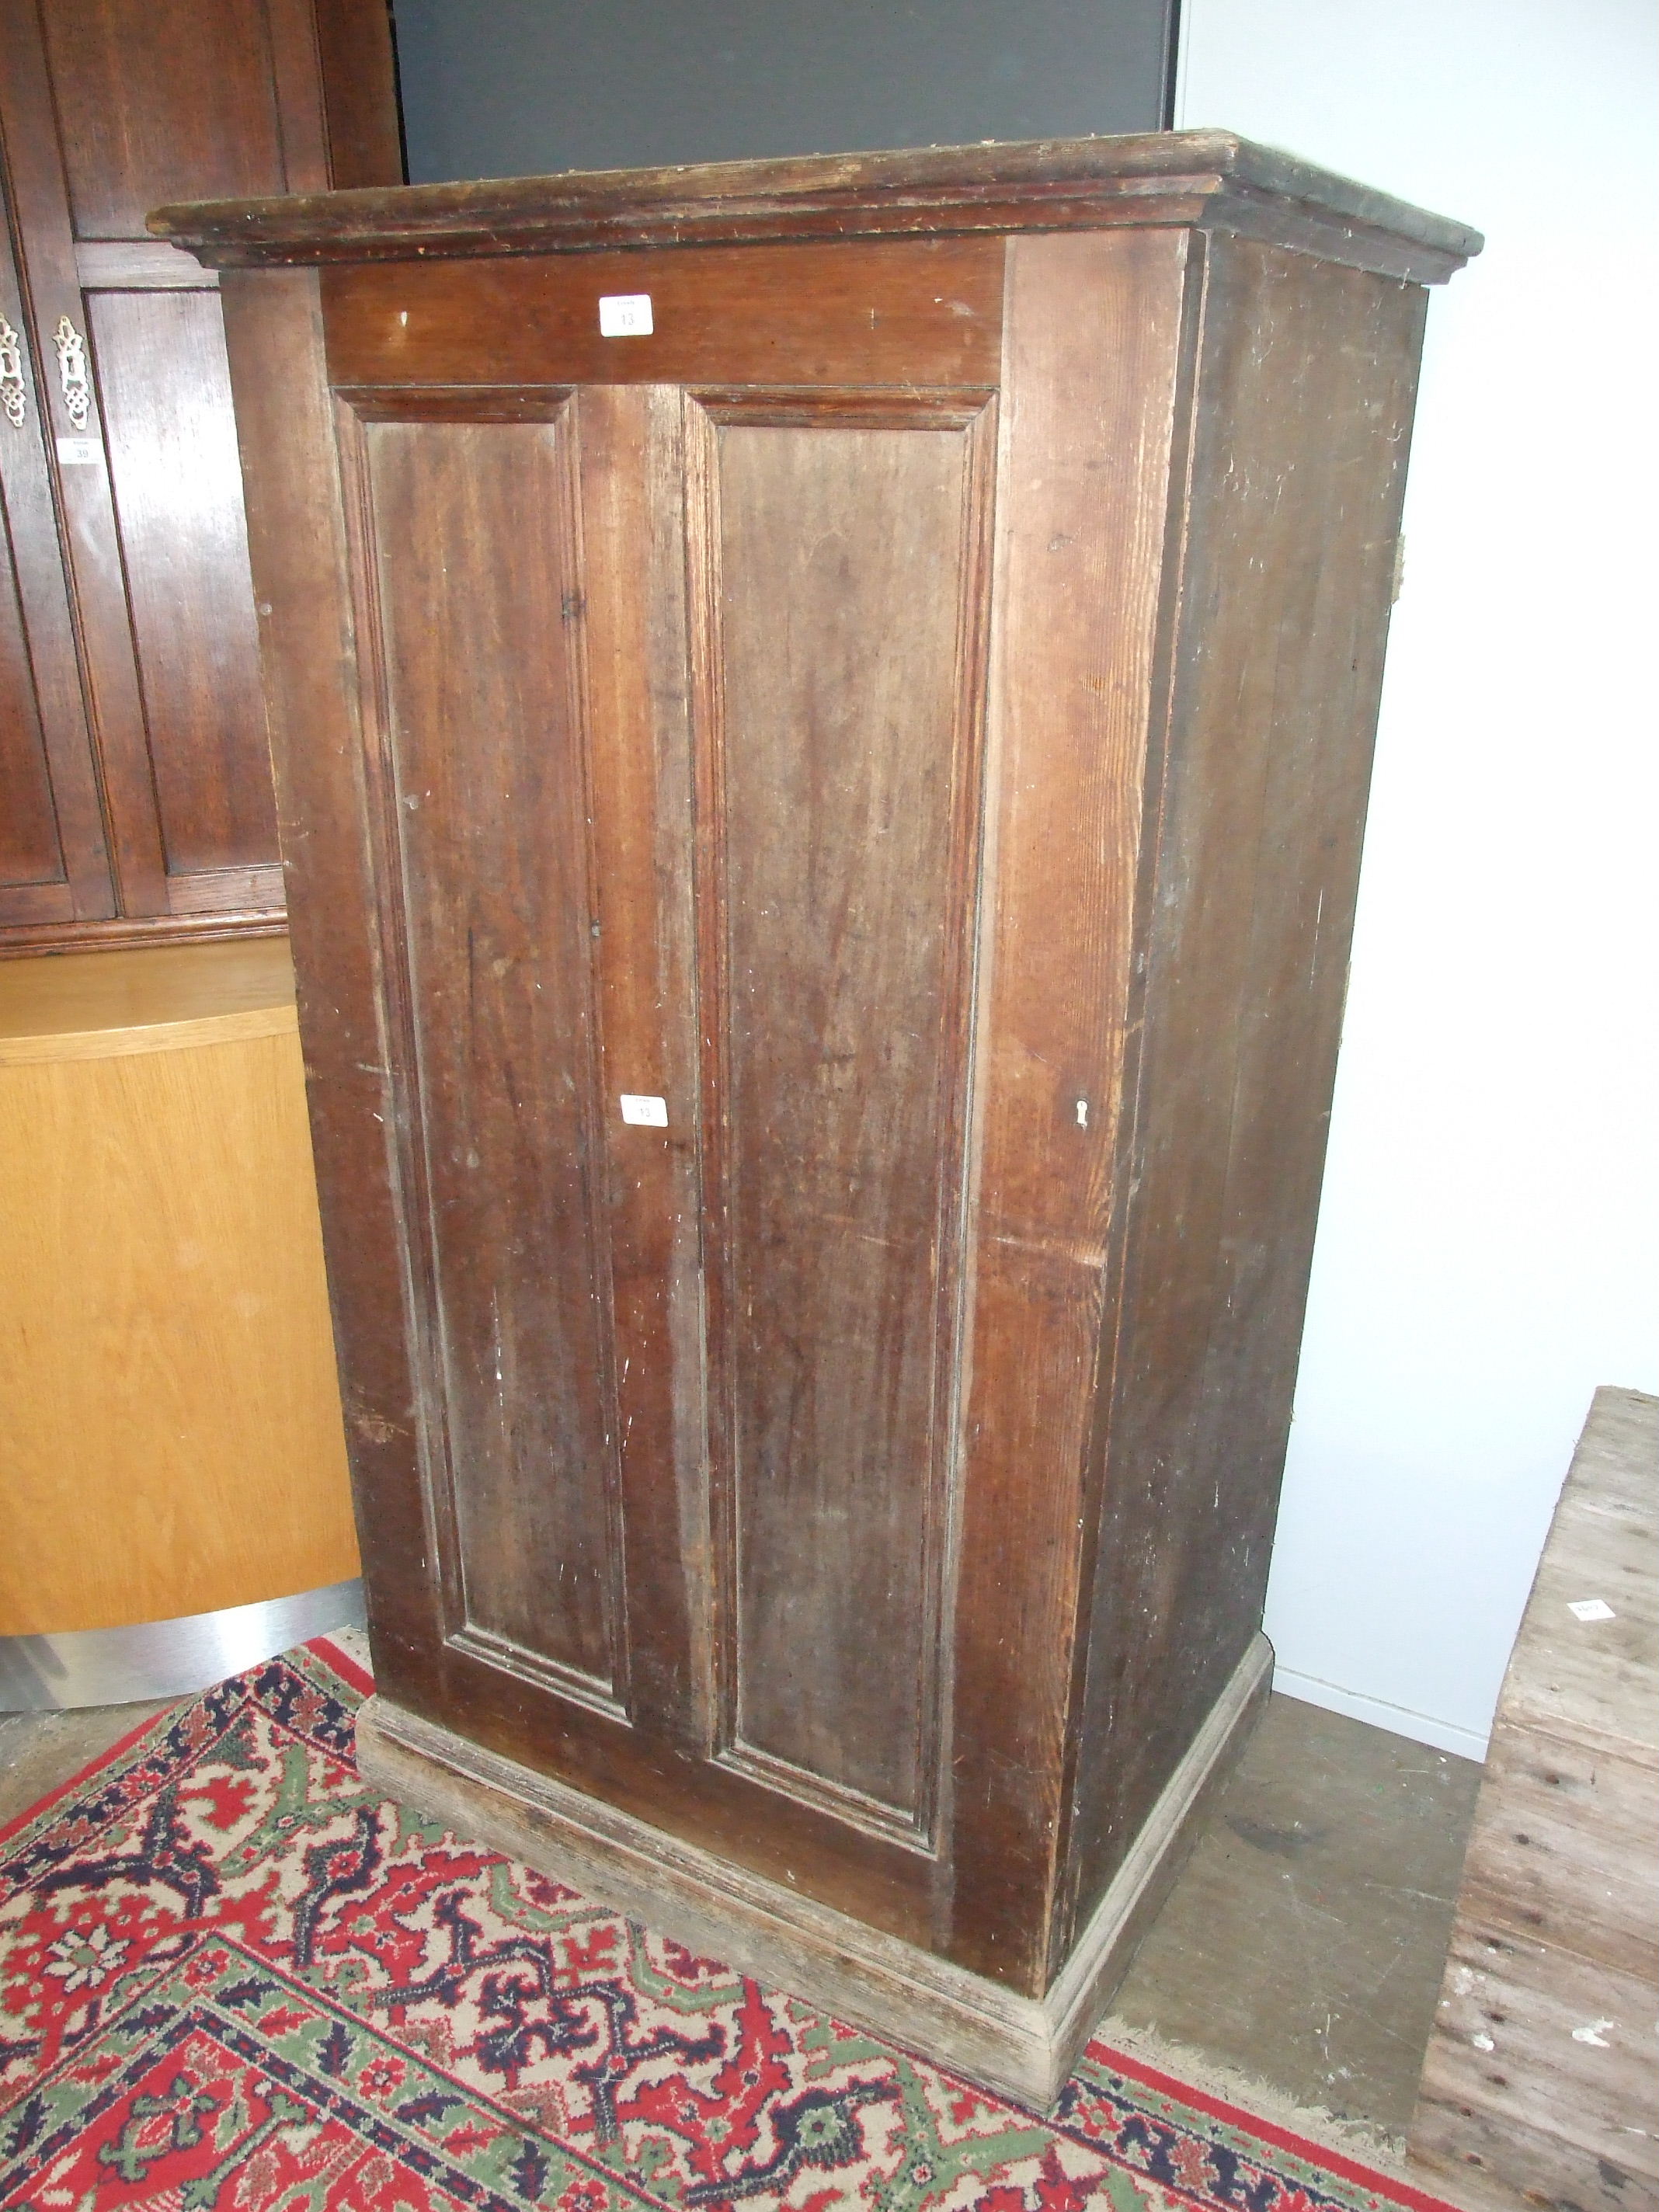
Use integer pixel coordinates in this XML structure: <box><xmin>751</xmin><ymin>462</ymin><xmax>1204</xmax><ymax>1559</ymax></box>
<box><xmin>619</xmin><ymin>1094</ymin><xmax>668</xmax><ymax>1126</ymax></box>
<box><xmin>1567</xmin><ymin>1598</ymin><xmax>1616</xmax><ymax>1622</ymax></box>
<box><xmin>56</xmin><ymin>436</ymin><xmax>101</xmax><ymax>466</ymax></box>
<box><xmin>598</xmin><ymin>294</ymin><xmax>653</xmax><ymax>337</ymax></box>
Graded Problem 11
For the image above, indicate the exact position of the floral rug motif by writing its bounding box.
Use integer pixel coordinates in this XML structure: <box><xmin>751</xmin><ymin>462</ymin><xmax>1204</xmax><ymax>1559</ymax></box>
<box><xmin>0</xmin><ymin>1639</ymin><xmax>1456</xmax><ymax>2212</ymax></box>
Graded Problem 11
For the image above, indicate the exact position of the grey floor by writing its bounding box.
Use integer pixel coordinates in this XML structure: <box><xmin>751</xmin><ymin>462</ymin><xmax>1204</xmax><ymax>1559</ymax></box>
<box><xmin>0</xmin><ymin>1682</ymin><xmax>1480</xmax><ymax>2147</ymax></box>
<box><xmin>1108</xmin><ymin>1693</ymin><xmax>1481</xmax><ymax>2139</ymax></box>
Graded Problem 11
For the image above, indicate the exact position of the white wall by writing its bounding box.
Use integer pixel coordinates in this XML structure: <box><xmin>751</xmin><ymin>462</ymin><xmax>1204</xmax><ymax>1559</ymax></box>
<box><xmin>1177</xmin><ymin>0</ymin><xmax>1659</xmax><ymax>1758</ymax></box>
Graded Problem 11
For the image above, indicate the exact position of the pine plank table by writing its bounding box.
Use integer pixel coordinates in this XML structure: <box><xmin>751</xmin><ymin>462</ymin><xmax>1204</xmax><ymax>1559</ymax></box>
<box><xmin>1408</xmin><ymin>1386</ymin><xmax>1658</xmax><ymax>2212</ymax></box>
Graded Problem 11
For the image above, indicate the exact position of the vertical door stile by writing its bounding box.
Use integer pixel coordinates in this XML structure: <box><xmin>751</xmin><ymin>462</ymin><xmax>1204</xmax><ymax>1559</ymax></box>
<box><xmin>925</xmin><ymin>385</ymin><xmax>1002</xmax><ymax>1917</ymax></box>
<box><xmin>579</xmin><ymin>381</ymin><xmax>711</xmax><ymax>1752</ymax></box>
<box><xmin>680</xmin><ymin>390</ymin><xmax>736</xmax><ymax>1757</ymax></box>
<box><xmin>946</xmin><ymin>228</ymin><xmax>1193</xmax><ymax>1991</ymax></box>
<box><xmin>331</xmin><ymin>391</ymin><xmax>463</xmax><ymax>1661</ymax></box>
<box><xmin>543</xmin><ymin>382</ymin><xmax>634</xmax><ymax>1720</ymax></box>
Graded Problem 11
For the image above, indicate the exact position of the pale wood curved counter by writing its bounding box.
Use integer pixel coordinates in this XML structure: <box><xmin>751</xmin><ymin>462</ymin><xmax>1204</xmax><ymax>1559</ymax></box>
<box><xmin>0</xmin><ymin>938</ymin><xmax>360</xmax><ymax>1635</ymax></box>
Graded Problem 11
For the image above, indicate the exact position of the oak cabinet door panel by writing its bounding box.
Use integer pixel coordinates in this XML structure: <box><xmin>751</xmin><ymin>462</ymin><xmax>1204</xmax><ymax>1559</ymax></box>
<box><xmin>697</xmin><ymin>404</ymin><xmax>993</xmax><ymax>1841</ymax></box>
<box><xmin>89</xmin><ymin>287</ymin><xmax>276</xmax><ymax>882</ymax></box>
<box><xmin>0</xmin><ymin>488</ymin><xmax>75</xmax><ymax>914</ymax></box>
<box><xmin>36</xmin><ymin>0</ymin><xmax>290</xmax><ymax>237</ymax></box>
<box><xmin>358</xmin><ymin>409</ymin><xmax>625</xmax><ymax>1704</ymax></box>
<box><xmin>0</xmin><ymin>194</ymin><xmax>111</xmax><ymax>927</ymax></box>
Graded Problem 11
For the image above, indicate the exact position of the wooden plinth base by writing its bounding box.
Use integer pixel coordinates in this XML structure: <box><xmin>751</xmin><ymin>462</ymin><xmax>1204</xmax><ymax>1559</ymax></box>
<box><xmin>356</xmin><ymin>1632</ymin><xmax>1270</xmax><ymax>2110</ymax></box>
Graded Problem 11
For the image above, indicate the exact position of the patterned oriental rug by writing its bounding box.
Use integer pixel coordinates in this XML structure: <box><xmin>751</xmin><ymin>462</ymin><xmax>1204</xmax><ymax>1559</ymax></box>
<box><xmin>0</xmin><ymin>1639</ymin><xmax>1458</xmax><ymax>2212</ymax></box>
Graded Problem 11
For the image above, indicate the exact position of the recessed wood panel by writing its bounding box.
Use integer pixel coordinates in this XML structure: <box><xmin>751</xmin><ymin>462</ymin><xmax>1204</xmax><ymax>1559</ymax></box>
<box><xmin>697</xmin><ymin>403</ymin><xmax>992</xmax><ymax>1833</ymax></box>
<box><xmin>0</xmin><ymin>511</ymin><xmax>64</xmax><ymax>893</ymax></box>
<box><xmin>361</xmin><ymin>410</ymin><xmax>622</xmax><ymax>1702</ymax></box>
<box><xmin>322</xmin><ymin>238</ymin><xmax>1003</xmax><ymax>397</ymax></box>
<box><xmin>89</xmin><ymin>287</ymin><xmax>277</xmax><ymax>878</ymax></box>
<box><xmin>38</xmin><ymin>0</ymin><xmax>287</xmax><ymax>239</ymax></box>
<box><xmin>0</xmin><ymin>195</ymin><xmax>111</xmax><ymax>930</ymax></box>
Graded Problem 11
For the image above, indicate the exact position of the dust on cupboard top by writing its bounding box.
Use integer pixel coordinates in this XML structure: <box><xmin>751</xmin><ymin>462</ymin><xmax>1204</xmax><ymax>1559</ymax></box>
<box><xmin>147</xmin><ymin>130</ymin><xmax>1480</xmax><ymax>282</ymax></box>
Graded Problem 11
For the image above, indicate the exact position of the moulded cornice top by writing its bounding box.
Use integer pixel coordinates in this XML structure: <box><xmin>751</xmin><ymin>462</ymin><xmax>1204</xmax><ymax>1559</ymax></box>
<box><xmin>150</xmin><ymin>130</ymin><xmax>1482</xmax><ymax>286</ymax></box>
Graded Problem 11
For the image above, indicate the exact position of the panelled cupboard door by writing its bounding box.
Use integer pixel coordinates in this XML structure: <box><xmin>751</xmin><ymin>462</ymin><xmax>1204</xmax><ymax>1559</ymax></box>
<box><xmin>0</xmin><ymin>0</ymin><xmax>401</xmax><ymax>952</ymax></box>
<box><xmin>0</xmin><ymin>186</ymin><xmax>112</xmax><ymax>929</ymax></box>
<box><xmin>330</xmin><ymin>266</ymin><xmax>1003</xmax><ymax>1949</ymax></box>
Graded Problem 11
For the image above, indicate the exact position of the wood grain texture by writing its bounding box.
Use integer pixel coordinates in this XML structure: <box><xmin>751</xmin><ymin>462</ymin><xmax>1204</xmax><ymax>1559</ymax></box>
<box><xmin>0</xmin><ymin>909</ymin><xmax>287</xmax><ymax>958</ymax></box>
<box><xmin>37</xmin><ymin>0</ymin><xmax>289</xmax><ymax>238</ymax></box>
<box><xmin>0</xmin><ymin>0</ymin><xmax>400</xmax><ymax>956</ymax></box>
<box><xmin>0</xmin><ymin>1013</ymin><xmax>356</xmax><ymax>1635</ymax></box>
<box><xmin>310</xmin><ymin>0</ymin><xmax>405</xmax><ymax>191</ymax></box>
<box><xmin>210</xmin><ymin>158</ymin><xmax>1465</xmax><ymax>2088</ymax></box>
<box><xmin>357</xmin><ymin>409</ymin><xmax>623</xmax><ymax>1702</ymax></box>
<box><xmin>224</xmin><ymin>271</ymin><xmax>944</xmax><ymax>1947</ymax></box>
<box><xmin>0</xmin><ymin>0</ymin><xmax>165</xmax><ymax>914</ymax></box>
<box><xmin>322</xmin><ymin>238</ymin><xmax>1002</xmax><ymax>397</ymax></box>
<box><xmin>0</xmin><ymin>932</ymin><xmax>290</xmax><ymax>1035</ymax></box>
<box><xmin>153</xmin><ymin>132</ymin><xmax>1481</xmax><ymax>285</ymax></box>
<box><xmin>73</xmin><ymin>238</ymin><xmax>220</xmax><ymax>287</ymax></box>
<box><xmin>218</xmin><ymin>261</ymin><xmax>434</xmax><ymax>1664</ymax></box>
<box><xmin>698</xmin><ymin>403</ymin><xmax>991</xmax><ymax>1838</ymax></box>
<box><xmin>1414</xmin><ymin>1925</ymin><xmax>1658</xmax><ymax>2212</ymax></box>
<box><xmin>0</xmin><ymin>510</ymin><xmax>63</xmax><ymax>898</ymax></box>
<box><xmin>1495</xmin><ymin>1388</ymin><xmax>1657</xmax><ymax>1760</ymax></box>
<box><xmin>945</xmin><ymin>227</ymin><xmax>1192</xmax><ymax>1991</ymax></box>
<box><xmin>89</xmin><ymin>286</ymin><xmax>276</xmax><ymax>877</ymax></box>
<box><xmin>574</xmin><ymin>384</ymin><xmax>711</xmax><ymax>1755</ymax></box>
<box><xmin>1063</xmin><ymin>236</ymin><xmax>1429</xmax><ymax>1958</ymax></box>
<box><xmin>1409</xmin><ymin>1388</ymin><xmax>1658</xmax><ymax>2212</ymax></box>
<box><xmin>0</xmin><ymin>94</ymin><xmax>113</xmax><ymax>929</ymax></box>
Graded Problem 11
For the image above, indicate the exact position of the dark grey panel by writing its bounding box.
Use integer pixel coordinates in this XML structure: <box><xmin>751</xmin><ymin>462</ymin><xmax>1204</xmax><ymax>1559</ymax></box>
<box><xmin>391</xmin><ymin>0</ymin><xmax>1177</xmax><ymax>185</ymax></box>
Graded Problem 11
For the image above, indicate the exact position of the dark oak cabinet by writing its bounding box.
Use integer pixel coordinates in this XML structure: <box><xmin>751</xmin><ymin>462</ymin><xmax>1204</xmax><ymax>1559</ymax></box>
<box><xmin>0</xmin><ymin>0</ymin><xmax>400</xmax><ymax>952</ymax></box>
<box><xmin>158</xmin><ymin>134</ymin><xmax>1477</xmax><ymax>2103</ymax></box>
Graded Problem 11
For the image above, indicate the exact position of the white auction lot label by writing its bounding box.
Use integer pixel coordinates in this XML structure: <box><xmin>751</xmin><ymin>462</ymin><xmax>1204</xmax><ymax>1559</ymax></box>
<box><xmin>619</xmin><ymin>1094</ymin><xmax>668</xmax><ymax>1126</ymax></box>
<box><xmin>598</xmin><ymin>294</ymin><xmax>653</xmax><ymax>337</ymax></box>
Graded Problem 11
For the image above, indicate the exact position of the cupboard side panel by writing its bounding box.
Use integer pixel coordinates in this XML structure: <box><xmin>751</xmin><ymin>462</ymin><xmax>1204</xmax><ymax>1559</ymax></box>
<box><xmin>360</xmin><ymin>412</ymin><xmax>624</xmax><ymax>1700</ymax></box>
<box><xmin>217</xmin><ymin>266</ymin><xmax>437</xmax><ymax>1681</ymax></box>
<box><xmin>947</xmin><ymin>228</ymin><xmax>1191</xmax><ymax>1991</ymax></box>
<box><xmin>701</xmin><ymin>412</ymin><xmax>990</xmax><ymax>1837</ymax></box>
<box><xmin>1068</xmin><ymin>238</ymin><xmax>1428</xmax><ymax>1939</ymax></box>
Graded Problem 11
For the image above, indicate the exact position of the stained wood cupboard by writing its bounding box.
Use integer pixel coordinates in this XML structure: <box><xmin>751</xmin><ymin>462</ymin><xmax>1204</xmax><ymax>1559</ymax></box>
<box><xmin>0</xmin><ymin>0</ymin><xmax>400</xmax><ymax>954</ymax></box>
<box><xmin>157</xmin><ymin>133</ymin><xmax>1479</xmax><ymax>2105</ymax></box>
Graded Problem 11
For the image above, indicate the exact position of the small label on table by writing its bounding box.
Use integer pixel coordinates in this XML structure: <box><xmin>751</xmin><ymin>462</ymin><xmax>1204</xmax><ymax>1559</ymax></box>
<box><xmin>56</xmin><ymin>436</ymin><xmax>101</xmax><ymax>466</ymax></box>
<box><xmin>598</xmin><ymin>294</ymin><xmax>653</xmax><ymax>337</ymax></box>
<box><xmin>1567</xmin><ymin>1598</ymin><xmax>1616</xmax><ymax>1622</ymax></box>
<box><xmin>619</xmin><ymin>1094</ymin><xmax>668</xmax><ymax>1126</ymax></box>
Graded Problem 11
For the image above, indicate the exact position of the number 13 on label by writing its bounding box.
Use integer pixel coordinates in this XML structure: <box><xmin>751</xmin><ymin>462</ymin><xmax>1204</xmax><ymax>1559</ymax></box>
<box><xmin>598</xmin><ymin>294</ymin><xmax>653</xmax><ymax>337</ymax></box>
